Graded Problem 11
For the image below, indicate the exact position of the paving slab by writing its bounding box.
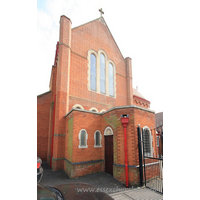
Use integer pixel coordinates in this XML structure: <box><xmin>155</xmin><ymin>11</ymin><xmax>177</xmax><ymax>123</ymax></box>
<box><xmin>110</xmin><ymin>187</ymin><xmax>163</xmax><ymax>200</ymax></box>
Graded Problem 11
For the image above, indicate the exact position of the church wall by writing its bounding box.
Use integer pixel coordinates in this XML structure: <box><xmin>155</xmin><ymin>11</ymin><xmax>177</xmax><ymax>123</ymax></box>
<box><xmin>47</xmin><ymin>103</ymin><xmax>157</xmax><ymax>185</ymax></box>
<box><xmin>64</xmin><ymin>159</ymin><xmax>104</xmax><ymax>179</ymax></box>
<box><xmin>132</xmin><ymin>107</ymin><xmax>160</xmax><ymax>183</ymax></box>
<box><xmin>102</xmin><ymin>106</ymin><xmax>156</xmax><ymax>186</ymax></box>
<box><xmin>47</xmin><ymin>101</ymin><xmax>54</xmax><ymax>165</ymax></box>
<box><xmin>133</xmin><ymin>96</ymin><xmax>150</xmax><ymax>109</ymax></box>
<box><xmin>102</xmin><ymin>107</ymin><xmax>140</xmax><ymax>185</ymax></box>
<box><xmin>133</xmin><ymin>108</ymin><xmax>157</xmax><ymax>157</ymax></box>
<box><xmin>72</xmin><ymin>111</ymin><xmax>103</xmax><ymax>163</ymax></box>
<box><xmin>125</xmin><ymin>57</ymin><xmax>134</xmax><ymax>105</ymax></box>
<box><xmin>59</xmin><ymin>105</ymin><xmax>156</xmax><ymax>185</ymax></box>
<box><xmin>68</xmin><ymin>95</ymin><xmax>114</xmax><ymax>112</ymax></box>
<box><xmin>68</xmin><ymin>18</ymin><xmax>128</xmax><ymax>112</ymax></box>
<box><xmin>64</xmin><ymin>110</ymin><xmax>104</xmax><ymax>178</ymax></box>
<box><xmin>51</xmin><ymin>16</ymin><xmax>72</xmax><ymax>171</ymax></box>
<box><xmin>37</xmin><ymin>91</ymin><xmax>52</xmax><ymax>161</ymax></box>
<box><xmin>46</xmin><ymin>65</ymin><xmax>57</xmax><ymax>165</ymax></box>
<box><xmin>50</xmin><ymin>16</ymin><xmax>134</xmax><ymax>171</ymax></box>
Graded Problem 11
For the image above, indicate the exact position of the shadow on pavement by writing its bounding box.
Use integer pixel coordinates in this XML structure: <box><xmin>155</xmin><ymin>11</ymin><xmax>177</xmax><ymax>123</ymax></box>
<box><xmin>40</xmin><ymin>162</ymin><xmax>126</xmax><ymax>193</ymax></box>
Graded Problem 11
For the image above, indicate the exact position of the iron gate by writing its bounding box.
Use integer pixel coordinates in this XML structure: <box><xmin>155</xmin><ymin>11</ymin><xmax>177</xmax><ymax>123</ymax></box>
<box><xmin>138</xmin><ymin>125</ymin><xmax>163</xmax><ymax>194</ymax></box>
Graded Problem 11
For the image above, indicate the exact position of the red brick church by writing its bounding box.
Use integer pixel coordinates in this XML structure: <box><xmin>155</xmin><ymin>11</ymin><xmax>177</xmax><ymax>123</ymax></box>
<box><xmin>37</xmin><ymin>15</ymin><xmax>158</xmax><ymax>186</ymax></box>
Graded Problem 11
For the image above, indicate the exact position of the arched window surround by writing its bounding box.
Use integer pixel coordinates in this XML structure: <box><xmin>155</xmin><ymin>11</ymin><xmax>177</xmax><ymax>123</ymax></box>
<box><xmin>90</xmin><ymin>53</ymin><xmax>97</xmax><ymax>91</ymax></box>
<box><xmin>89</xmin><ymin>107</ymin><xmax>99</xmax><ymax>112</ymax></box>
<box><xmin>72</xmin><ymin>104</ymin><xmax>84</xmax><ymax>110</ymax></box>
<box><xmin>100</xmin><ymin>53</ymin><xmax>106</xmax><ymax>94</ymax></box>
<box><xmin>87</xmin><ymin>50</ymin><xmax>98</xmax><ymax>92</ymax></box>
<box><xmin>104</xmin><ymin>126</ymin><xmax>113</xmax><ymax>136</ymax></box>
<box><xmin>108</xmin><ymin>62</ymin><xmax>114</xmax><ymax>97</ymax></box>
<box><xmin>87</xmin><ymin>49</ymin><xmax>116</xmax><ymax>98</ymax></box>
<box><xmin>100</xmin><ymin>109</ymin><xmax>106</xmax><ymax>113</ymax></box>
<box><xmin>78</xmin><ymin>129</ymin><xmax>88</xmax><ymax>148</ymax></box>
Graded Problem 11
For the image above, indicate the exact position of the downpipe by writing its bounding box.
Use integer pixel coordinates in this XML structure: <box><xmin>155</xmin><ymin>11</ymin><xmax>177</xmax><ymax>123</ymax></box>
<box><xmin>121</xmin><ymin>115</ymin><xmax>129</xmax><ymax>188</ymax></box>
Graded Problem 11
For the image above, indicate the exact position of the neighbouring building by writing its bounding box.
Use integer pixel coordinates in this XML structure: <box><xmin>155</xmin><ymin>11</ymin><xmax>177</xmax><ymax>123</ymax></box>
<box><xmin>37</xmin><ymin>15</ymin><xmax>159</xmax><ymax>186</ymax></box>
<box><xmin>155</xmin><ymin>112</ymin><xmax>163</xmax><ymax>158</ymax></box>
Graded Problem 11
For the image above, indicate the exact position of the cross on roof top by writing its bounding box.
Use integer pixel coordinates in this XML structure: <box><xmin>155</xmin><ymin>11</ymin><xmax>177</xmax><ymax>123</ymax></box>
<box><xmin>99</xmin><ymin>8</ymin><xmax>104</xmax><ymax>17</ymax></box>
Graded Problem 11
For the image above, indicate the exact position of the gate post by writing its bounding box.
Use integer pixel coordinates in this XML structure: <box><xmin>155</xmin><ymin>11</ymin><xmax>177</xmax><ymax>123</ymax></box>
<box><xmin>137</xmin><ymin>124</ymin><xmax>143</xmax><ymax>186</ymax></box>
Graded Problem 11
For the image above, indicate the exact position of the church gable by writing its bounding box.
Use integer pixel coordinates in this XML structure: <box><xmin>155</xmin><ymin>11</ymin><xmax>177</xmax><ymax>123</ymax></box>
<box><xmin>71</xmin><ymin>17</ymin><xmax>124</xmax><ymax>62</ymax></box>
<box><xmin>68</xmin><ymin>16</ymin><xmax>130</xmax><ymax>111</ymax></box>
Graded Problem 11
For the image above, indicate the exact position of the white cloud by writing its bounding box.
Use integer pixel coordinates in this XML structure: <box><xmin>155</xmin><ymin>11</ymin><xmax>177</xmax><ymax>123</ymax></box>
<box><xmin>37</xmin><ymin>9</ymin><xmax>53</xmax><ymax>30</ymax></box>
<box><xmin>46</xmin><ymin>0</ymin><xmax>73</xmax><ymax>25</ymax></box>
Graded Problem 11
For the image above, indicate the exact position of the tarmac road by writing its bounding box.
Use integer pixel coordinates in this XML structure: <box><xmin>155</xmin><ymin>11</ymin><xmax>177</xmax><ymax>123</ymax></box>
<box><xmin>39</xmin><ymin>162</ymin><xmax>163</xmax><ymax>200</ymax></box>
<box><xmin>40</xmin><ymin>162</ymin><xmax>124</xmax><ymax>191</ymax></box>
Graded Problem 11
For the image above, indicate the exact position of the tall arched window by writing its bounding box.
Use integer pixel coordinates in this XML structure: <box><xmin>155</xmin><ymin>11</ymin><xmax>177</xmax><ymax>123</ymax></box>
<box><xmin>90</xmin><ymin>54</ymin><xmax>96</xmax><ymax>91</ymax></box>
<box><xmin>94</xmin><ymin>130</ymin><xmax>102</xmax><ymax>147</ymax></box>
<box><xmin>78</xmin><ymin>129</ymin><xmax>88</xmax><ymax>148</ymax></box>
<box><xmin>142</xmin><ymin>127</ymin><xmax>152</xmax><ymax>156</ymax></box>
<box><xmin>100</xmin><ymin>53</ymin><xmax>106</xmax><ymax>93</ymax></box>
<box><xmin>88</xmin><ymin>50</ymin><xmax>116</xmax><ymax>97</ymax></box>
<box><xmin>109</xmin><ymin>63</ymin><xmax>114</xmax><ymax>96</ymax></box>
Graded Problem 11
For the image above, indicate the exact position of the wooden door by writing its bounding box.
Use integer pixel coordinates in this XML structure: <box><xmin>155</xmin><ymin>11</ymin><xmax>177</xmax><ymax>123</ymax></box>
<box><xmin>105</xmin><ymin>135</ymin><xmax>113</xmax><ymax>175</ymax></box>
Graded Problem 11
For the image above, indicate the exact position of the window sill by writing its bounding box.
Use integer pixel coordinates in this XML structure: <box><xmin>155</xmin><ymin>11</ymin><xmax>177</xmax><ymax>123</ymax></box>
<box><xmin>78</xmin><ymin>145</ymin><xmax>88</xmax><ymax>148</ymax></box>
<box><xmin>94</xmin><ymin>145</ymin><xmax>102</xmax><ymax>148</ymax></box>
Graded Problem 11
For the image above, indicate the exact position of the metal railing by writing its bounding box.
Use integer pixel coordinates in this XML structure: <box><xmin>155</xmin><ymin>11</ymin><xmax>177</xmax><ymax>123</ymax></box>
<box><xmin>143</xmin><ymin>156</ymin><xmax>163</xmax><ymax>194</ymax></box>
<box><xmin>137</xmin><ymin>125</ymin><xmax>163</xmax><ymax>194</ymax></box>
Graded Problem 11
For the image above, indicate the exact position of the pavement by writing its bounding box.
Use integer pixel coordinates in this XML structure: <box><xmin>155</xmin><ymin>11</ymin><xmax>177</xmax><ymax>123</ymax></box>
<box><xmin>40</xmin><ymin>162</ymin><xmax>163</xmax><ymax>200</ymax></box>
<box><xmin>109</xmin><ymin>188</ymin><xmax>163</xmax><ymax>200</ymax></box>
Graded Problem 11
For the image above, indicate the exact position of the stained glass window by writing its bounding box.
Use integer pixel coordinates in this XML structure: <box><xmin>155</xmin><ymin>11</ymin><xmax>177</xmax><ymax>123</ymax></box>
<box><xmin>109</xmin><ymin>63</ymin><xmax>114</xmax><ymax>96</ymax></box>
<box><xmin>94</xmin><ymin>131</ymin><xmax>102</xmax><ymax>147</ymax></box>
<box><xmin>100</xmin><ymin>53</ymin><xmax>105</xmax><ymax>93</ymax></box>
<box><xmin>80</xmin><ymin>130</ymin><xmax>86</xmax><ymax>146</ymax></box>
<box><xmin>95</xmin><ymin>131</ymin><xmax>100</xmax><ymax>146</ymax></box>
<box><xmin>143</xmin><ymin>128</ymin><xmax>151</xmax><ymax>156</ymax></box>
<box><xmin>90</xmin><ymin>54</ymin><xmax>96</xmax><ymax>91</ymax></box>
<box><xmin>78</xmin><ymin>129</ymin><xmax>88</xmax><ymax>148</ymax></box>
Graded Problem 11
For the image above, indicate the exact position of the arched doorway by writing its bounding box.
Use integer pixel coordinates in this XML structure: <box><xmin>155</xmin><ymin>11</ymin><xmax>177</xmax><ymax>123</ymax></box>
<box><xmin>104</xmin><ymin>127</ymin><xmax>113</xmax><ymax>175</ymax></box>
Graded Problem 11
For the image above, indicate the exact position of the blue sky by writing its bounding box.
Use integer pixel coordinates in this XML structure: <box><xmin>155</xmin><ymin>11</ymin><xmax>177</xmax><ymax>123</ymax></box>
<box><xmin>37</xmin><ymin>0</ymin><xmax>46</xmax><ymax>10</ymax></box>
<box><xmin>37</xmin><ymin>0</ymin><xmax>200</xmax><ymax>113</ymax></box>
